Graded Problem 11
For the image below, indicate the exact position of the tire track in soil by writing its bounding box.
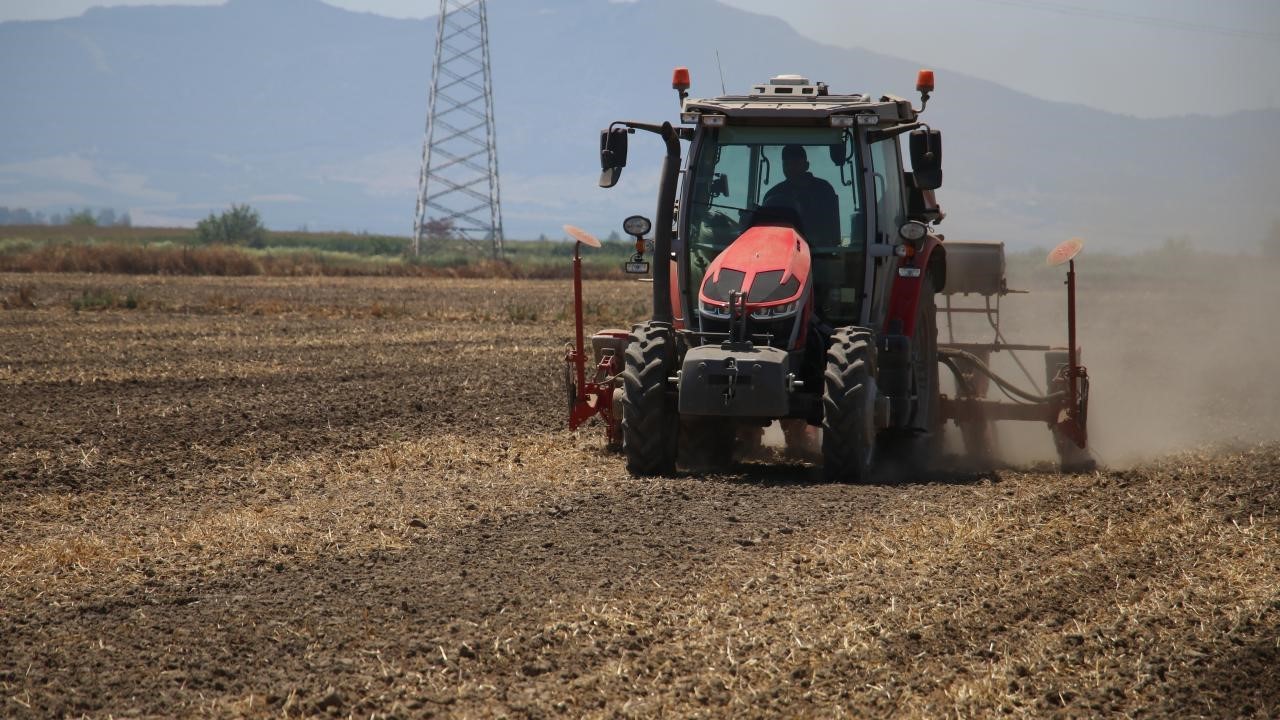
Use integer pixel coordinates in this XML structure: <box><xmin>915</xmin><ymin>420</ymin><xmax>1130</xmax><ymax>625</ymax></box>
<box><xmin>2</xmin><ymin>326</ymin><xmax>566</xmax><ymax>498</ymax></box>
<box><xmin>8</xmin><ymin>453</ymin><xmax>1275</xmax><ymax>718</ymax></box>
<box><xmin>3</xmin><ymin>458</ymin><xmax>908</xmax><ymax>717</ymax></box>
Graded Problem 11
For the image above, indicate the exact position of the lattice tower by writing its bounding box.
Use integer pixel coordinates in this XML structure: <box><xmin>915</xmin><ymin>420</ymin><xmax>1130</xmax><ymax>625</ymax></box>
<box><xmin>413</xmin><ymin>0</ymin><xmax>503</xmax><ymax>258</ymax></box>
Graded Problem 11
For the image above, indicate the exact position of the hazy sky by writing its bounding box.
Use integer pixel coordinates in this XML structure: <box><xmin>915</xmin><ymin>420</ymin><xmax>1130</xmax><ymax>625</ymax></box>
<box><xmin>3</xmin><ymin>0</ymin><xmax>1278</xmax><ymax>117</ymax></box>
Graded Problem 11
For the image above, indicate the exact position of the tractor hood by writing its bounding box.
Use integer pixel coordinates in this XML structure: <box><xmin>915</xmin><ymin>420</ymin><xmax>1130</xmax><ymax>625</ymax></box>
<box><xmin>698</xmin><ymin>224</ymin><xmax>811</xmax><ymax>312</ymax></box>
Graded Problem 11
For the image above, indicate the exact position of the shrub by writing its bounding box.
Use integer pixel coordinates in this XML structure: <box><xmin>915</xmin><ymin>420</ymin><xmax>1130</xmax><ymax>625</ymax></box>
<box><xmin>67</xmin><ymin>209</ymin><xmax>98</xmax><ymax>227</ymax></box>
<box><xmin>70</xmin><ymin>288</ymin><xmax>143</xmax><ymax>311</ymax></box>
<box><xmin>196</xmin><ymin>204</ymin><xmax>266</xmax><ymax>248</ymax></box>
<box><xmin>421</xmin><ymin>216</ymin><xmax>454</xmax><ymax>241</ymax></box>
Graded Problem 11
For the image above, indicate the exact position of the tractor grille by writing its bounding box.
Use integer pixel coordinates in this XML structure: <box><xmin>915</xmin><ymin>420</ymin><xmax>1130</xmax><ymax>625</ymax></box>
<box><xmin>698</xmin><ymin>315</ymin><xmax>798</xmax><ymax>350</ymax></box>
<box><xmin>702</xmin><ymin>269</ymin><xmax>747</xmax><ymax>302</ymax></box>
<box><xmin>746</xmin><ymin>270</ymin><xmax>801</xmax><ymax>303</ymax></box>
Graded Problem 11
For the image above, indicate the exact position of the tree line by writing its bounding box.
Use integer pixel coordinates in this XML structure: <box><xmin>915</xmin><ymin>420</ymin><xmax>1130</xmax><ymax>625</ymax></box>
<box><xmin>0</xmin><ymin>207</ymin><xmax>132</xmax><ymax>227</ymax></box>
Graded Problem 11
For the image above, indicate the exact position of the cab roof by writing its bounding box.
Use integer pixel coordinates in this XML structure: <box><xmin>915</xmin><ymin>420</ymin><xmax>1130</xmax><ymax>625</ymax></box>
<box><xmin>681</xmin><ymin>75</ymin><xmax>919</xmax><ymax>127</ymax></box>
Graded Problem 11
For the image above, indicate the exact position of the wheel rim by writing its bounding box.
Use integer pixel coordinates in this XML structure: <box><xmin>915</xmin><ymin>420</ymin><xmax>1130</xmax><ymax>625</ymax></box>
<box><xmin>563</xmin><ymin>361</ymin><xmax>576</xmax><ymax>413</ymax></box>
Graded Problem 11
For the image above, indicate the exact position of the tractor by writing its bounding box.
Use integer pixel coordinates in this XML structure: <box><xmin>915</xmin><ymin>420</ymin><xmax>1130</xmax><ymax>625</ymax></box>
<box><xmin>565</xmin><ymin>68</ymin><xmax>1092</xmax><ymax>479</ymax></box>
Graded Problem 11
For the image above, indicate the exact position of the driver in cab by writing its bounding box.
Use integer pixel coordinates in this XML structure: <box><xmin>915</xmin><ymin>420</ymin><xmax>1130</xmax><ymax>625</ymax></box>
<box><xmin>761</xmin><ymin>144</ymin><xmax>840</xmax><ymax>248</ymax></box>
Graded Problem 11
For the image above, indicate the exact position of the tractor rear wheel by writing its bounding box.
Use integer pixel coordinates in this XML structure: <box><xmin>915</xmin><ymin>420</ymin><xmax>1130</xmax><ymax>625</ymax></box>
<box><xmin>880</xmin><ymin>277</ymin><xmax>942</xmax><ymax>472</ymax></box>
<box><xmin>621</xmin><ymin>322</ymin><xmax>679</xmax><ymax>476</ymax></box>
<box><xmin>915</xmin><ymin>278</ymin><xmax>942</xmax><ymax>448</ymax></box>
<box><xmin>822</xmin><ymin>327</ymin><xmax>878</xmax><ymax>482</ymax></box>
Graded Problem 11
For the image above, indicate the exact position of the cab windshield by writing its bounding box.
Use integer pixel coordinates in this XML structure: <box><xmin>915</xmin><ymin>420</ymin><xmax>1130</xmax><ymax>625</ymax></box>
<box><xmin>682</xmin><ymin>125</ymin><xmax>867</xmax><ymax>324</ymax></box>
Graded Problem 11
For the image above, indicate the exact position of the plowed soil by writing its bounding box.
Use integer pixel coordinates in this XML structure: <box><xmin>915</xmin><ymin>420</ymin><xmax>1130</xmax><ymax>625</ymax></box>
<box><xmin>2</xmin><ymin>272</ymin><xmax>1277</xmax><ymax>719</ymax></box>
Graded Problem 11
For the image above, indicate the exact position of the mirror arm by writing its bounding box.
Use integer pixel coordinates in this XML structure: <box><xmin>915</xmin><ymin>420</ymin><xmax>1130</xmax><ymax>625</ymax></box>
<box><xmin>611</xmin><ymin>120</ymin><xmax>693</xmax><ymax>142</ymax></box>
<box><xmin>600</xmin><ymin>120</ymin><xmax>687</xmax><ymax>322</ymax></box>
<box><xmin>866</xmin><ymin>122</ymin><xmax>924</xmax><ymax>144</ymax></box>
<box><xmin>616</xmin><ymin>120</ymin><xmax>665</xmax><ymax>136</ymax></box>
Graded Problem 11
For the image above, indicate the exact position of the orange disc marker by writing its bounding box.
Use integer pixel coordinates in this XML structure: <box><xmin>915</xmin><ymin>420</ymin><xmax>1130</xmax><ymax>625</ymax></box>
<box><xmin>564</xmin><ymin>224</ymin><xmax>601</xmax><ymax>248</ymax></box>
<box><xmin>1047</xmin><ymin>237</ymin><xmax>1084</xmax><ymax>266</ymax></box>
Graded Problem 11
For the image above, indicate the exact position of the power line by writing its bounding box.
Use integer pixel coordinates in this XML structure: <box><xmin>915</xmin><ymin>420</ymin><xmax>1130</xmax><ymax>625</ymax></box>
<box><xmin>970</xmin><ymin>0</ymin><xmax>1278</xmax><ymax>42</ymax></box>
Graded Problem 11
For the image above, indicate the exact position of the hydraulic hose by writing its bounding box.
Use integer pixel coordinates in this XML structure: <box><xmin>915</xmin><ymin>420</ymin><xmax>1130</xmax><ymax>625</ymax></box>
<box><xmin>939</xmin><ymin>347</ymin><xmax>1064</xmax><ymax>405</ymax></box>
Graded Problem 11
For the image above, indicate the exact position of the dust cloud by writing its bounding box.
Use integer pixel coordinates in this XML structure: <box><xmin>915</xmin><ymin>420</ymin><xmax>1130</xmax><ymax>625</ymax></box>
<box><xmin>943</xmin><ymin>251</ymin><xmax>1280</xmax><ymax>468</ymax></box>
<box><xmin>714</xmin><ymin>251</ymin><xmax>1278</xmax><ymax>470</ymax></box>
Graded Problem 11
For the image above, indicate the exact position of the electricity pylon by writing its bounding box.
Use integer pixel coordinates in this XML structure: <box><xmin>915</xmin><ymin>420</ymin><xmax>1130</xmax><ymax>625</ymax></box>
<box><xmin>412</xmin><ymin>0</ymin><xmax>504</xmax><ymax>258</ymax></box>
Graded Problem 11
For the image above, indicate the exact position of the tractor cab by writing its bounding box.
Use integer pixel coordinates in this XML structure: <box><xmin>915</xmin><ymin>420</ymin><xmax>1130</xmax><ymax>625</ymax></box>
<box><xmin>677</xmin><ymin>75</ymin><xmax>937</xmax><ymax>340</ymax></box>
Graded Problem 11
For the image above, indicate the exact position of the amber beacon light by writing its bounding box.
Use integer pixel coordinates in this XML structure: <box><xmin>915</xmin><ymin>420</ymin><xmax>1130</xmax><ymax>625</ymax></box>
<box><xmin>916</xmin><ymin>69</ymin><xmax>935</xmax><ymax>93</ymax></box>
<box><xmin>915</xmin><ymin>68</ymin><xmax>935</xmax><ymax>112</ymax></box>
<box><xmin>672</xmin><ymin>67</ymin><xmax>691</xmax><ymax>91</ymax></box>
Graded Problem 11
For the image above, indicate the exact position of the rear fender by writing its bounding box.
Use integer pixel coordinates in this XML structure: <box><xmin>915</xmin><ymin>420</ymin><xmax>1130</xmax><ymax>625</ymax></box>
<box><xmin>883</xmin><ymin>236</ymin><xmax>944</xmax><ymax>337</ymax></box>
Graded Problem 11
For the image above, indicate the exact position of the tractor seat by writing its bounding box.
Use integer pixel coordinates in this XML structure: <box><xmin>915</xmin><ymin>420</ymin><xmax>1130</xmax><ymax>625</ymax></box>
<box><xmin>745</xmin><ymin>205</ymin><xmax>806</xmax><ymax>237</ymax></box>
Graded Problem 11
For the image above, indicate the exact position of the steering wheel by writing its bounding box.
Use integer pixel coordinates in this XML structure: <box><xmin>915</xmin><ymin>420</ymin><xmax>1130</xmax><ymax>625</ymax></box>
<box><xmin>705</xmin><ymin>208</ymin><xmax>739</xmax><ymax>237</ymax></box>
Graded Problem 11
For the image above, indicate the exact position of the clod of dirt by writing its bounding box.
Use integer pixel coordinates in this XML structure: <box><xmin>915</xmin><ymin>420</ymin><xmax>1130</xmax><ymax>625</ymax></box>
<box><xmin>314</xmin><ymin>688</ymin><xmax>344</xmax><ymax>711</ymax></box>
<box><xmin>521</xmin><ymin>659</ymin><xmax>554</xmax><ymax>677</ymax></box>
<box><xmin>409</xmin><ymin>518</ymin><xmax>427</xmax><ymax>529</ymax></box>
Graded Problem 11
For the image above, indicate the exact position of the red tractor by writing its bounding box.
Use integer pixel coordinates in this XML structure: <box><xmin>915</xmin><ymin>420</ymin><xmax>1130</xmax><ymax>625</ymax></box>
<box><xmin>566</xmin><ymin>69</ymin><xmax>1092</xmax><ymax>479</ymax></box>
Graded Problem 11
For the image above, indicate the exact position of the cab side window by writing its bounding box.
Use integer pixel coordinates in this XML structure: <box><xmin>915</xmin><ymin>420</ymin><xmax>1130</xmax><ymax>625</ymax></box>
<box><xmin>714</xmin><ymin>144</ymin><xmax>751</xmax><ymax>214</ymax></box>
<box><xmin>689</xmin><ymin>142</ymin><xmax>750</xmax><ymax>250</ymax></box>
<box><xmin>869</xmin><ymin>139</ymin><xmax>906</xmax><ymax>240</ymax></box>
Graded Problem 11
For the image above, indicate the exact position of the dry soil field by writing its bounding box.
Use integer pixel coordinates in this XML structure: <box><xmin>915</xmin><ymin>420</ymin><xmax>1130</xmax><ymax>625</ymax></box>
<box><xmin>2</xmin><ymin>269</ymin><xmax>1277</xmax><ymax>718</ymax></box>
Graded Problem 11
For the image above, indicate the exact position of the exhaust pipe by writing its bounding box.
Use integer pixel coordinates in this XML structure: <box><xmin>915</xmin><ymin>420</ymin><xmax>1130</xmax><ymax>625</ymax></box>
<box><xmin>651</xmin><ymin>121</ymin><xmax>681</xmax><ymax>325</ymax></box>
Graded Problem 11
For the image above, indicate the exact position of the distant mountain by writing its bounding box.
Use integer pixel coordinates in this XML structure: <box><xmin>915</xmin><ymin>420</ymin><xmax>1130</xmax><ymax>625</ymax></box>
<box><xmin>1</xmin><ymin>0</ymin><xmax>1276</xmax><ymax>250</ymax></box>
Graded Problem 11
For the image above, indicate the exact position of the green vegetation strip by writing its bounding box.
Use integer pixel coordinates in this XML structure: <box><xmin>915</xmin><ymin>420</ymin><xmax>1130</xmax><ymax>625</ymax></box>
<box><xmin>0</xmin><ymin>226</ymin><xmax>636</xmax><ymax>278</ymax></box>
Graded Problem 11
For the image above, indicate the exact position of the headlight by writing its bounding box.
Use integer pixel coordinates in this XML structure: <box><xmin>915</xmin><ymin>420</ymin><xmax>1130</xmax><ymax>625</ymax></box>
<box><xmin>700</xmin><ymin>300</ymin><xmax>730</xmax><ymax>317</ymax></box>
<box><xmin>623</xmin><ymin>215</ymin><xmax>652</xmax><ymax>237</ymax></box>
<box><xmin>700</xmin><ymin>301</ymin><xmax>799</xmax><ymax>320</ymax></box>
<box><xmin>749</xmin><ymin>301</ymin><xmax>798</xmax><ymax>320</ymax></box>
<box><xmin>898</xmin><ymin>220</ymin><xmax>928</xmax><ymax>244</ymax></box>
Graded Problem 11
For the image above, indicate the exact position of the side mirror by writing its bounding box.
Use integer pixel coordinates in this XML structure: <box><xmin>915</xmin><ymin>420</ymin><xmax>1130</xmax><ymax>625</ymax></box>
<box><xmin>832</xmin><ymin>131</ymin><xmax>854</xmax><ymax>186</ymax></box>
<box><xmin>710</xmin><ymin>173</ymin><xmax>729</xmax><ymax>198</ymax></box>
<box><xmin>909</xmin><ymin>128</ymin><xmax>943</xmax><ymax>190</ymax></box>
<box><xmin>599</xmin><ymin>128</ymin><xmax>629</xmax><ymax>188</ymax></box>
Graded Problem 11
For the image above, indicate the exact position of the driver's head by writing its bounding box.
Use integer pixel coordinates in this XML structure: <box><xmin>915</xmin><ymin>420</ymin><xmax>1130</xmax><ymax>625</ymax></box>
<box><xmin>781</xmin><ymin>144</ymin><xmax>809</xmax><ymax>180</ymax></box>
